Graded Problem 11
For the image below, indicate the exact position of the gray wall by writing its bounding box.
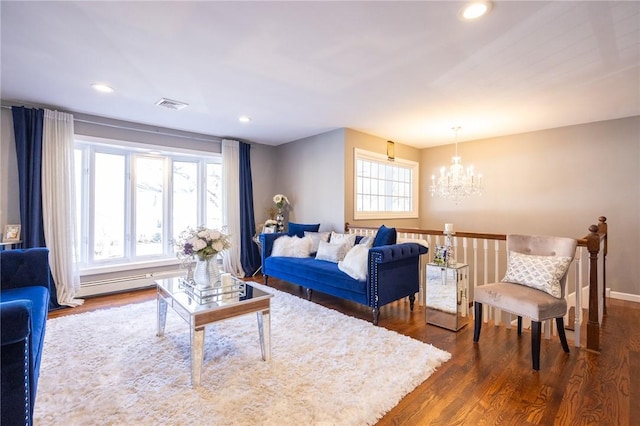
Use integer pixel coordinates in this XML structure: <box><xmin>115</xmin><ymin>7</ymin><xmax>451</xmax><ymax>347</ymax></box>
<box><xmin>421</xmin><ymin>116</ymin><xmax>640</xmax><ymax>296</ymax></box>
<box><xmin>0</xmin><ymin>109</ymin><xmax>20</xmax><ymax>228</ymax></box>
<box><xmin>250</xmin><ymin>142</ymin><xmax>279</xmax><ymax>228</ymax></box>
<box><xmin>274</xmin><ymin>128</ymin><xmax>345</xmax><ymax>232</ymax></box>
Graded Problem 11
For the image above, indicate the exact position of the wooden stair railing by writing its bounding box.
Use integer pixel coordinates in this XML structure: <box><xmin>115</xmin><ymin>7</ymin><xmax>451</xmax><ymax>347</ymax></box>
<box><xmin>345</xmin><ymin>217</ymin><xmax>607</xmax><ymax>352</ymax></box>
<box><xmin>582</xmin><ymin>216</ymin><xmax>607</xmax><ymax>352</ymax></box>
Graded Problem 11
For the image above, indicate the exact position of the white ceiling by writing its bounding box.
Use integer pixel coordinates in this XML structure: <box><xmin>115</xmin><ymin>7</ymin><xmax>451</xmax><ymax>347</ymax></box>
<box><xmin>2</xmin><ymin>1</ymin><xmax>639</xmax><ymax>148</ymax></box>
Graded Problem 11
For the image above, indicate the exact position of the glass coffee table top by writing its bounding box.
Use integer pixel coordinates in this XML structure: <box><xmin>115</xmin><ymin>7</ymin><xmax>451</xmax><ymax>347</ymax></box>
<box><xmin>156</xmin><ymin>276</ymin><xmax>272</xmax><ymax>315</ymax></box>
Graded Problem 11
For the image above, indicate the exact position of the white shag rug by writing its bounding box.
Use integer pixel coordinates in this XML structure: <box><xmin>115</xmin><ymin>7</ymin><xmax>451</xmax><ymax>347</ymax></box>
<box><xmin>35</xmin><ymin>283</ymin><xmax>450</xmax><ymax>425</ymax></box>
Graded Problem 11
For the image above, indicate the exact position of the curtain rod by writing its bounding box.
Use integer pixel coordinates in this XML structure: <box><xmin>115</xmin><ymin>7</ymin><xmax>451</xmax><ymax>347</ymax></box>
<box><xmin>2</xmin><ymin>104</ymin><xmax>223</xmax><ymax>144</ymax></box>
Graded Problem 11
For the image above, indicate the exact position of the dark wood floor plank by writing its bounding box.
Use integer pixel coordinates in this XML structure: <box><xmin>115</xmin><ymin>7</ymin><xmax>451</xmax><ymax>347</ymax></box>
<box><xmin>48</xmin><ymin>276</ymin><xmax>639</xmax><ymax>425</ymax></box>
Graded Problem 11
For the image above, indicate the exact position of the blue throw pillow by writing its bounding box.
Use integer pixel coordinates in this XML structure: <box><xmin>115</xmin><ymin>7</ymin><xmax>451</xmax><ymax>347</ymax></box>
<box><xmin>288</xmin><ymin>222</ymin><xmax>320</xmax><ymax>238</ymax></box>
<box><xmin>372</xmin><ymin>225</ymin><xmax>397</xmax><ymax>247</ymax></box>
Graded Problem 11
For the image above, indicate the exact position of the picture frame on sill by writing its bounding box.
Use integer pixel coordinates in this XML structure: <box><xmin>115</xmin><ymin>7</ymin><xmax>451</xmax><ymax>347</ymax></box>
<box><xmin>3</xmin><ymin>224</ymin><xmax>21</xmax><ymax>243</ymax></box>
<box><xmin>263</xmin><ymin>226</ymin><xmax>275</xmax><ymax>234</ymax></box>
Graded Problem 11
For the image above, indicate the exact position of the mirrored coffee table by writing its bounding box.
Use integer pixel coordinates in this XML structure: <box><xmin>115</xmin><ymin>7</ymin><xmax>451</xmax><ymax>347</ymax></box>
<box><xmin>155</xmin><ymin>276</ymin><xmax>273</xmax><ymax>387</ymax></box>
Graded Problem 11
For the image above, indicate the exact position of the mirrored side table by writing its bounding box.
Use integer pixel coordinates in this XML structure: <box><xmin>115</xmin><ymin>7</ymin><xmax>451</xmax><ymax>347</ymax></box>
<box><xmin>426</xmin><ymin>262</ymin><xmax>469</xmax><ymax>331</ymax></box>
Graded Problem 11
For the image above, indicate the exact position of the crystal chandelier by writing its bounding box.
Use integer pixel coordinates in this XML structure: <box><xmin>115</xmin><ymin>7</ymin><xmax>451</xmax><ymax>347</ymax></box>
<box><xmin>429</xmin><ymin>127</ymin><xmax>483</xmax><ymax>204</ymax></box>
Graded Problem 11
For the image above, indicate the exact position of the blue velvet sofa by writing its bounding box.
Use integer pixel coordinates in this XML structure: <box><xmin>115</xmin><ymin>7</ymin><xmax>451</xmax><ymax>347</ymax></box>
<box><xmin>260</xmin><ymin>226</ymin><xmax>427</xmax><ymax>325</ymax></box>
<box><xmin>1</xmin><ymin>248</ymin><xmax>50</xmax><ymax>426</ymax></box>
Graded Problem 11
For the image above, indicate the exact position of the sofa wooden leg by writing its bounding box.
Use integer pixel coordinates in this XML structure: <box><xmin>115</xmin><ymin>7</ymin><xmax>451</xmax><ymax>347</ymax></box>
<box><xmin>264</xmin><ymin>275</ymin><xmax>269</xmax><ymax>286</ymax></box>
<box><xmin>473</xmin><ymin>302</ymin><xmax>482</xmax><ymax>342</ymax></box>
<box><xmin>517</xmin><ymin>316</ymin><xmax>523</xmax><ymax>335</ymax></box>
<box><xmin>372</xmin><ymin>308</ymin><xmax>380</xmax><ymax>325</ymax></box>
<box><xmin>305</xmin><ymin>288</ymin><xmax>312</xmax><ymax>301</ymax></box>
<box><xmin>409</xmin><ymin>294</ymin><xmax>416</xmax><ymax>311</ymax></box>
<box><xmin>532</xmin><ymin>320</ymin><xmax>542</xmax><ymax>371</ymax></box>
<box><xmin>556</xmin><ymin>317</ymin><xmax>570</xmax><ymax>353</ymax></box>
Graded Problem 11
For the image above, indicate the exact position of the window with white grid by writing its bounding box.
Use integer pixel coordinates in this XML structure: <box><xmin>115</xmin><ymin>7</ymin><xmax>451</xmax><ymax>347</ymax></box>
<box><xmin>354</xmin><ymin>148</ymin><xmax>419</xmax><ymax>219</ymax></box>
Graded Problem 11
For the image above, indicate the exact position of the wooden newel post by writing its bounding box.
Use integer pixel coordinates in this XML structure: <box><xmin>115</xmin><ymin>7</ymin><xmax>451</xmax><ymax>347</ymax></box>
<box><xmin>586</xmin><ymin>224</ymin><xmax>600</xmax><ymax>352</ymax></box>
<box><xmin>598</xmin><ymin>216</ymin><xmax>608</xmax><ymax>315</ymax></box>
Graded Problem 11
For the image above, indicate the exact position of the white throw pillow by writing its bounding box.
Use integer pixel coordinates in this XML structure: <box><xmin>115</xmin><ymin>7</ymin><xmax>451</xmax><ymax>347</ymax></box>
<box><xmin>315</xmin><ymin>240</ymin><xmax>349</xmax><ymax>263</ymax></box>
<box><xmin>338</xmin><ymin>244</ymin><xmax>369</xmax><ymax>281</ymax></box>
<box><xmin>329</xmin><ymin>232</ymin><xmax>356</xmax><ymax>248</ymax></box>
<box><xmin>502</xmin><ymin>251</ymin><xmax>573</xmax><ymax>298</ymax></box>
<box><xmin>304</xmin><ymin>231</ymin><xmax>331</xmax><ymax>253</ymax></box>
<box><xmin>272</xmin><ymin>236</ymin><xmax>312</xmax><ymax>258</ymax></box>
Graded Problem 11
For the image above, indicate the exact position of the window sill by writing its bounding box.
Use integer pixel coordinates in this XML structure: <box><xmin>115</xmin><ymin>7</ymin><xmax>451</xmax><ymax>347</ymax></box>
<box><xmin>79</xmin><ymin>257</ymin><xmax>181</xmax><ymax>277</ymax></box>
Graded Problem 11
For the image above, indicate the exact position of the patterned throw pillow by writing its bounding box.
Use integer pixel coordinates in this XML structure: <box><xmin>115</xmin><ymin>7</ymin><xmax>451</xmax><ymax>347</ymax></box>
<box><xmin>502</xmin><ymin>251</ymin><xmax>573</xmax><ymax>298</ymax></box>
<box><xmin>358</xmin><ymin>236</ymin><xmax>375</xmax><ymax>248</ymax></box>
<box><xmin>315</xmin><ymin>240</ymin><xmax>350</xmax><ymax>263</ymax></box>
<box><xmin>329</xmin><ymin>232</ymin><xmax>357</xmax><ymax>248</ymax></box>
<box><xmin>304</xmin><ymin>231</ymin><xmax>331</xmax><ymax>253</ymax></box>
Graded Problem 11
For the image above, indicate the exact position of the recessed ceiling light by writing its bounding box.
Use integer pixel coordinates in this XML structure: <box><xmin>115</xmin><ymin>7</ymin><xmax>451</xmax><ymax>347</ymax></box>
<box><xmin>459</xmin><ymin>1</ymin><xmax>492</xmax><ymax>20</ymax></box>
<box><xmin>238</xmin><ymin>116</ymin><xmax>252</xmax><ymax>123</ymax></box>
<box><xmin>91</xmin><ymin>83</ymin><xmax>114</xmax><ymax>93</ymax></box>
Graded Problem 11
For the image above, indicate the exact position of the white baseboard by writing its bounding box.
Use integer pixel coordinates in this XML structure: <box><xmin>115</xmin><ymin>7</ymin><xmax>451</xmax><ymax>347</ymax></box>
<box><xmin>609</xmin><ymin>291</ymin><xmax>640</xmax><ymax>303</ymax></box>
<box><xmin>566</xmin><ymin>287</ymin><xmax>640</xmax><ymax>306</ymax></box>
<box><xmin>77</xmin><ymin>269</ymin><xmax>180</xmax><ymax>298</ymax></box>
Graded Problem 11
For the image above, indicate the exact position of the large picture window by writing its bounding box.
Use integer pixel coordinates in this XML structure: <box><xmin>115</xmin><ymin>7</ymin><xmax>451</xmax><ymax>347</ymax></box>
<box><xmin>75</xmin><ymin>138</ymin><xmax>222</xmax><ymax>270</ymax></box>
<box><xmin>354</xmin><ymin>148</ymin><xmax>418</xmax><ymax>219</ymax></box>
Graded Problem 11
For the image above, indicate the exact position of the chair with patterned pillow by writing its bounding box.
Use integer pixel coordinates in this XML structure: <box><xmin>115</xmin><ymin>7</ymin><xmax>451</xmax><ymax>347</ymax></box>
<box><xmin>473</xmin><ymin>234</ymin><xmax>578</xmax><ymax>370</ymax></box>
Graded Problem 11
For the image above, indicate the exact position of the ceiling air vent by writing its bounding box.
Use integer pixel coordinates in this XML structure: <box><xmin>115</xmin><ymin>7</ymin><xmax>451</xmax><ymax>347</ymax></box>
<box><xmin>155</xmin><ymin>98</ymin><xmax>189</xmax><ymax>110</ymax></box>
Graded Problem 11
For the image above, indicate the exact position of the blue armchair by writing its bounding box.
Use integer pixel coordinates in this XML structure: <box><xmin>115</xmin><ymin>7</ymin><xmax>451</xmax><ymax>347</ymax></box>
<box><xmin>1</xmin><ymin>248</ymin><xmax>51</xmax><ymax>426</ymax></box>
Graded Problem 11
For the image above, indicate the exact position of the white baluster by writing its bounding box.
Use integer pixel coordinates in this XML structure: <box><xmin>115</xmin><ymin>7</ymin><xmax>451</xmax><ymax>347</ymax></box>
<box><xmin>483</xmin><ymin>239</ymin><xmax>490</xmax><ymax>324</ymax></box>
<box><xmin>472</xmin><ymin>238</ymin><xmax>478</xmax><ymax>320</ymax></box>
<box><xmin>493</xmin><ymin>240</ymin><xmax>502</xmax><ymax>326</ymax></box>
<box><xmin>463</xmin><ymin>237</ymin><xmax>469</xmax><ymax>265</ymax></box>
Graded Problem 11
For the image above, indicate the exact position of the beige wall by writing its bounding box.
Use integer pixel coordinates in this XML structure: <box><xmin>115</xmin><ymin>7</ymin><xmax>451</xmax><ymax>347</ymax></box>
<box><xmin>421</xmin><ymin>116</ymin><xmax>640</xmax><ymax>296</ymax></box>
<box><xmin>344</xmin><ymin>128</ymin><xmax>422</xmax><ymax>229</ymax></box>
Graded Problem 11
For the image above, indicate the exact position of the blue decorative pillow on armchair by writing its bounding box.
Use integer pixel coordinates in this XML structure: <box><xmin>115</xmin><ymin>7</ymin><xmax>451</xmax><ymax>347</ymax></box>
<box><xmin>288</xmin><ymin>222</ymin><xmax>320</xmax><ymax>238</ymax></box>
<box><xmin>373</xmin><ymin>225</ymin><xmax>397</xmax><ymax>247</ymax></box>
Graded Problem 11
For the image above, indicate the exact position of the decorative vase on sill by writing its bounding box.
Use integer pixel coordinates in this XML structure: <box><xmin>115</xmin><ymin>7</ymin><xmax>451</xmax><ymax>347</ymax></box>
<box><xmin>193</xmin><ymin>255</ymin><xmax>221</xmax><ymax>289</ymax></box>
<box><xmin>276</xmin><ymin>208</ymin><xmax>285</xmax><ymax>233</ymax></box>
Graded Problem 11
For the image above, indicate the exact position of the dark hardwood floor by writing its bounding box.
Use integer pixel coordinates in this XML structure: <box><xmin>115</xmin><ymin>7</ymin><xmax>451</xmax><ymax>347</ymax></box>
<box><xmin>50</xmin><ymin>276</ymin><xmax>639</xmax><ymax>425</ymax></box>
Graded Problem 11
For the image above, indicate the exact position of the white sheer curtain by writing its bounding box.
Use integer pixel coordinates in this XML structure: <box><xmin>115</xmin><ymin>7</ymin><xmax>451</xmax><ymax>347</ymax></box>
<box><xmin>221</xmin><ymin>139</ymin><xmax>245</xmax><ymax>277</ymax></box>
<box><xmin>42</xmin><ymin>109</ymin><xmax>83</xmax><ymax>306</ymax></box>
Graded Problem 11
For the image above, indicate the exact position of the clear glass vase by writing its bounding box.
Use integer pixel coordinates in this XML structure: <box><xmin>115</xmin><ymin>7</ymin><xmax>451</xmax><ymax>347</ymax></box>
<box><xmin>193</xmin><ymin>255</ymin><xmax>221</xmax><ymax>289</ymax></box>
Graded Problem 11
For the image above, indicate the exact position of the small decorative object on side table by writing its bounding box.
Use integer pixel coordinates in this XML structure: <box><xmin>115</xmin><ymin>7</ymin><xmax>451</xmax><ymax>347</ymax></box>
<box><xmin>443</xmin><ymin>222</ymin><xmax>456</xmax><ymax>266</ymax></box>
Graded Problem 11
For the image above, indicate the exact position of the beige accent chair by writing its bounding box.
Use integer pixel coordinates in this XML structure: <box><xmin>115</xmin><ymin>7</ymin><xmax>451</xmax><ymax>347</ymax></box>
<box><xmin>473</xmin><ymin>234</ymin><xmax>578</xmax><ymax>370</ymax></box>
